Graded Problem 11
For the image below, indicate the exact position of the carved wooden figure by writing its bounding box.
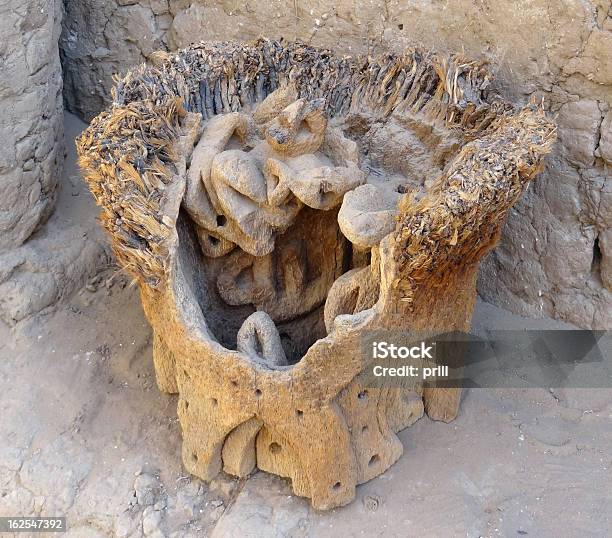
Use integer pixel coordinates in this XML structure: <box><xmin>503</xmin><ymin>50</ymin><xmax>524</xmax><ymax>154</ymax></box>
<box><xmin>77</xmin><ymin>39</ymin><xmax>555</xmax><ymax>509</ymax></box>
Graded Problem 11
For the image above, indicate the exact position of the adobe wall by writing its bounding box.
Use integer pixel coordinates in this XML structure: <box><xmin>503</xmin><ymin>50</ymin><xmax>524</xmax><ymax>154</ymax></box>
<box><xmin>0</xmin><ymin>0</ymin><xmax>109</xmax><ymax>325</ymax></box>
<box><xmin>0</xmin><ymin>0</ymin><xmax>63</xmax><ymax>250</ymax></box>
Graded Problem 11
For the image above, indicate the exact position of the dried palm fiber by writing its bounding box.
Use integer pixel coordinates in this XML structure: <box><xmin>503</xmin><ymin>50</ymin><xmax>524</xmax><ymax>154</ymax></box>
<box><xmin>394</xmin><ymin>105</ymin><xmax>556</xmax><ymax>308</ymax></box>
<box><xmin>77</xmin><ymin>38</ymin><xmax>524</xmax><ymax>288</ymax></box>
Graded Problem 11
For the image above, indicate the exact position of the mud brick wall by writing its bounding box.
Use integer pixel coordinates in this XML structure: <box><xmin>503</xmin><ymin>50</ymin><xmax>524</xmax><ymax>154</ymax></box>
<box><xmin>60</xmin><ymin>0</ymin><xmax>612</xmax><ymax>328</ymax></box>
<box><xmin>0</xmin><ymin>0</ymin><xmax>110</xmax><ymax>325</ymax></box>
<box><xmin>0</xmin><ymin>0</ymin><xmax>64</xmax><ymax>250</ymax></box>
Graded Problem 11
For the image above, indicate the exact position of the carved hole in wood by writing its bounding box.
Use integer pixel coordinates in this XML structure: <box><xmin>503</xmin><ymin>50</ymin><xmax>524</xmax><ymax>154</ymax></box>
<box><xmin>368</xmin><ymin>454</ymin><xmax>380</xmax><ymax>467</ymax></box>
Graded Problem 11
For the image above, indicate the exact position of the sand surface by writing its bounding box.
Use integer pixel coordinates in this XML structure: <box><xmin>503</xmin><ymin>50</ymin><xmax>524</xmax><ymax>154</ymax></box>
<box><xmin>0</xmin><ymin>114</ymin><xmax>610</xmax><ymax>537</ymax></box>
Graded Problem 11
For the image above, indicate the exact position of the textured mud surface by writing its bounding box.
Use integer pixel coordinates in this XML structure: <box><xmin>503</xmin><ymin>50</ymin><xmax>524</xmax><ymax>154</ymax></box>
<box><xmin>0</xmin><ymin>277</ymin><xmax>237</xmax><ymax>538</ymax></box>
<box><xmin>0</xmin><ymin>0</ymin><xmax>63</xmax><ymax>249</ymax></box>
<box><xmin>0</xmin><ymin>114</ymin><xmax>109</xmax><ymax>326</ymax></box>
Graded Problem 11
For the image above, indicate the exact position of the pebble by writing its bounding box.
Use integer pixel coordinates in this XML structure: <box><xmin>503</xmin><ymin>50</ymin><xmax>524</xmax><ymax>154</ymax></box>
<box><xmin>134</xmin><ymin>472</ymin><xmax>161</xmax><ymax>506</ymax></box>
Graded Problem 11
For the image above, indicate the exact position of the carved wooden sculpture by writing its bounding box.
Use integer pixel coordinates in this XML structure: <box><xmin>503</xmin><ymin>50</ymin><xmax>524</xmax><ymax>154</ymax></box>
<box><xmin>77</xmin><ymin>40</ymin><xmax>555</xmax><ymax>509</ymax></box>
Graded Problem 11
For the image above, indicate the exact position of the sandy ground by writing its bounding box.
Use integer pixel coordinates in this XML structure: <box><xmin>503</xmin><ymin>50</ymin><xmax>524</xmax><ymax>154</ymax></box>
<box><xmin>1</xmin><ymin>115</ymin><xmax>611</xmax><ymax>537</ymax></box>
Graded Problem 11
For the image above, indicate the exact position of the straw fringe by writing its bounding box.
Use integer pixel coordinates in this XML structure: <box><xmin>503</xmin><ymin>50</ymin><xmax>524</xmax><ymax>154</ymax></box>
<box><xmin>394</xmin><ymin>104</ymin><xmax>556</xmax><ymax>307</ymax></box>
